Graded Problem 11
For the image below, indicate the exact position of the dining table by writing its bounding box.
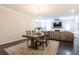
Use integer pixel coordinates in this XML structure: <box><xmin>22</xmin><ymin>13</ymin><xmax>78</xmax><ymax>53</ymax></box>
<box><xmin>22</xmin><ymin>33</ymin><xmax>44</xmax><ymax>49</ymax></box>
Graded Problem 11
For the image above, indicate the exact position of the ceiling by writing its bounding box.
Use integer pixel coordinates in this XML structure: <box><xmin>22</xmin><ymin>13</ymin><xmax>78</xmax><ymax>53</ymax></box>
<box><xmin>1</xmin><ymin>4</ymin><xmax>79</xmax><ymax>18</ymax></box>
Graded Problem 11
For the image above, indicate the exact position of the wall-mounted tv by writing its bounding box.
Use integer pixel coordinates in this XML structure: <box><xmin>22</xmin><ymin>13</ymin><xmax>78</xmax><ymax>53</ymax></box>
<box><xmin>53</xmin><ymin>22</ymin><xmax>62</xmax><ymax>27</ymax></box>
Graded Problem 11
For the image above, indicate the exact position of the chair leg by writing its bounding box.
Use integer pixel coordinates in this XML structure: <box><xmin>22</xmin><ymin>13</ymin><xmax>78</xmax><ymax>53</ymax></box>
<box><xmin>41</xmin><ymin>43</ymin><xmax>44</xmax><ymax>50</ymax></box>
<box><xmin>46</xmin><ymin>43</ymin><xmax>48</xmax><ymax>47</ymax></box>
<box><xmin>46</xmin><ymin>40</ymin><xmax>49</xmax><ymax>47</ymax></box>
<box><xmin>27</xmin><ymin>40</ymin><xmax>29</xmax><ymax>46</ymax></box>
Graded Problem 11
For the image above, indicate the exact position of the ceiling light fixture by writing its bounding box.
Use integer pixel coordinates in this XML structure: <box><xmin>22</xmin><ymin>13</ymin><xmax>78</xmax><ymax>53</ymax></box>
<box><xmin>37</xmin><ymin>6</ymin><xmax>42</xmax><ymax>20</ymax></box>
<box><xmin>70</xmin><ymin>9</ymin><xmax>75</xmax><ymax>13</ymax></box>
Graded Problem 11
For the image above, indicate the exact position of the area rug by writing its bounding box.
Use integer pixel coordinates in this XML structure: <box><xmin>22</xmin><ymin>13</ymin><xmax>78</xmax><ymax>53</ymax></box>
<box><xmin>4</xmin><ymin>40</ymin><xmax>59</xmax><ymax>55</ymax></box>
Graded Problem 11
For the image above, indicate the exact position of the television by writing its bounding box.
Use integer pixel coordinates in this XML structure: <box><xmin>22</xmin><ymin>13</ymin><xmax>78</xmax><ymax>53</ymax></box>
<box><xmin>53</xmin><ymin>22</ymin><xmax>62</xmax><ymax>27</ymax></box>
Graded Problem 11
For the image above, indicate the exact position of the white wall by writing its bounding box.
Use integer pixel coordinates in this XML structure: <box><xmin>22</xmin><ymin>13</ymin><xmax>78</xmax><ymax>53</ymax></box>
<box><xmin>60</xmin><ymin>16</ymin><xmax>79</xmax><ymax>32</ymax></box>
<box><xmin>62</xmin><ymin>19</ymin><xmax>75</xmax><ymax>32</ymax></box>
<box><xmin>0</xmin><ymin>5</ymin><xmax>36</xmax><ymax>45</ymax></box>
<box><xmin>75</xmin><ymin>17</ymin><xmax>79</xmax><ymax>31</ymax></box>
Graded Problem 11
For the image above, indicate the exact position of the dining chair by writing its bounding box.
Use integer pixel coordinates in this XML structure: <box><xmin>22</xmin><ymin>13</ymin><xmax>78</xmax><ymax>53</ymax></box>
<box><xmin>31</xmin><ymin>29</ymin><xmax>36</xmax><ymax>34</ymax></box>
<box><xmin>26</xmin><ymin>30</ymin><xmax>31</xmax><ymax>47</ymax></box>
<box><xmin>37</xmin><ymin>32</ymin><xmax>49</xmax><ymax>50</ymax></box>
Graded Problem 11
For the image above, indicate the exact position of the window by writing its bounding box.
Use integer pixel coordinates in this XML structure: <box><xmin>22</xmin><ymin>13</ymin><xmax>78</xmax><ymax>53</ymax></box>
<box><xmin>64</xmin><ymin>24</ymin><xmax>71</xmax><ymax>31</ymax></box>
<box><xmin>35</xmin><ymin>19</ymin><xmax>52</xmax><ymax>31</ymax></box>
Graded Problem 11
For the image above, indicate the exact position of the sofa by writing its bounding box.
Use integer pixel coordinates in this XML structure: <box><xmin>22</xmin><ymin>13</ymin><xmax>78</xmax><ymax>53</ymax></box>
<box><xmin>48</xmin><ymin>31</ymin><xmax>74</xmax><ymax>42</ymax></box>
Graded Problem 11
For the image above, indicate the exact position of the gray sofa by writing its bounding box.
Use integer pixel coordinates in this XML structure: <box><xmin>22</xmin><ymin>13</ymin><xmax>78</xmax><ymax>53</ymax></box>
<box><xmin>48</xmin><ymin>31</ymin><xmax>73</xmax><ymax>42</ymax></box>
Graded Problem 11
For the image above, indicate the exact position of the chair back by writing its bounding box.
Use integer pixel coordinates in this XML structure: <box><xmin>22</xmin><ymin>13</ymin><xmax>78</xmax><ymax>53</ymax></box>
<box><xmin>31</xmin><ymin>29</ymin><xmax>36</xmax><ymax>34</ymax></box>
<box><xmin>44</xmin><ymin>32</ymin><xmax>49</xmax><ymax>37</ymax></box>
<box><xmin>26</xmin><ymin>30</ymin><xmax>31</xmax><ymax>34</ymax></box>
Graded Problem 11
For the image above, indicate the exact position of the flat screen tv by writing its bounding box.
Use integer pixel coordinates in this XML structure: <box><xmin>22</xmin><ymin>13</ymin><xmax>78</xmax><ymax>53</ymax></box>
<box><xmin>53</xmin><ymin>22</ymin><xmax>62</xmax><ymax>27</ymax></box>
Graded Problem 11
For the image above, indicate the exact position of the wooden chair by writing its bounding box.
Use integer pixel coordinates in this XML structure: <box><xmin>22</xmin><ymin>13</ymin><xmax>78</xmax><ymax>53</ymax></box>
<box><xmin>31</xmin><ymin>29</ymin><xmax>36</xmax><ymax>34</ymax></box>
<box><xmin>37</xmin><ymin>32</ymin><xmax>49</xmax><ymax>50</ymax></box>
<box><xmin>26</xmin><ymin>31</ymin><xmax>31</xmax><ymax>47</ymax></box>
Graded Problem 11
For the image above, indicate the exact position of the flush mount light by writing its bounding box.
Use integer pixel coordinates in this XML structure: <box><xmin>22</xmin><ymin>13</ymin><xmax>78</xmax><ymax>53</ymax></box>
<box><xmin>70</xmin><ymin>9</ymin><xmax>75</xmax><ymax>13</ymax></box>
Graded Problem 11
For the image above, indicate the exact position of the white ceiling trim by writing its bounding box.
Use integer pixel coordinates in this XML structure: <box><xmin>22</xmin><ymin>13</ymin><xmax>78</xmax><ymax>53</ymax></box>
<box><xmin>0</xmin><ymin>5</ymin><xmax>32</xmax><ymax>18</ymax></box>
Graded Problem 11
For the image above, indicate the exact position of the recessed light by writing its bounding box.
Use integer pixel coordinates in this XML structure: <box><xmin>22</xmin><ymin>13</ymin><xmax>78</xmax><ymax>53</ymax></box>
<box><xmin>70</xmin><ymin>9</ymin><xmax>75</xmax><ymax>13</ymax></box>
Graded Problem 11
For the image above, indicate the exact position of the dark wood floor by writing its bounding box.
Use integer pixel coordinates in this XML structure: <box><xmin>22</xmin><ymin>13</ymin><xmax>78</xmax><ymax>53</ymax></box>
<box><xmin>57</xmin><ymin>37</ymin><xmax>79</xmax><ymax>55</ymax></box>
<box><xmin>57</xmin><ymin>41</ymin><xmax>73</xmax><ymax>55</ymax></box>
<box><xmin>0</xmin><ymin>38</ymin><xmax>79</xmax><ymax>55</ymax></box>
